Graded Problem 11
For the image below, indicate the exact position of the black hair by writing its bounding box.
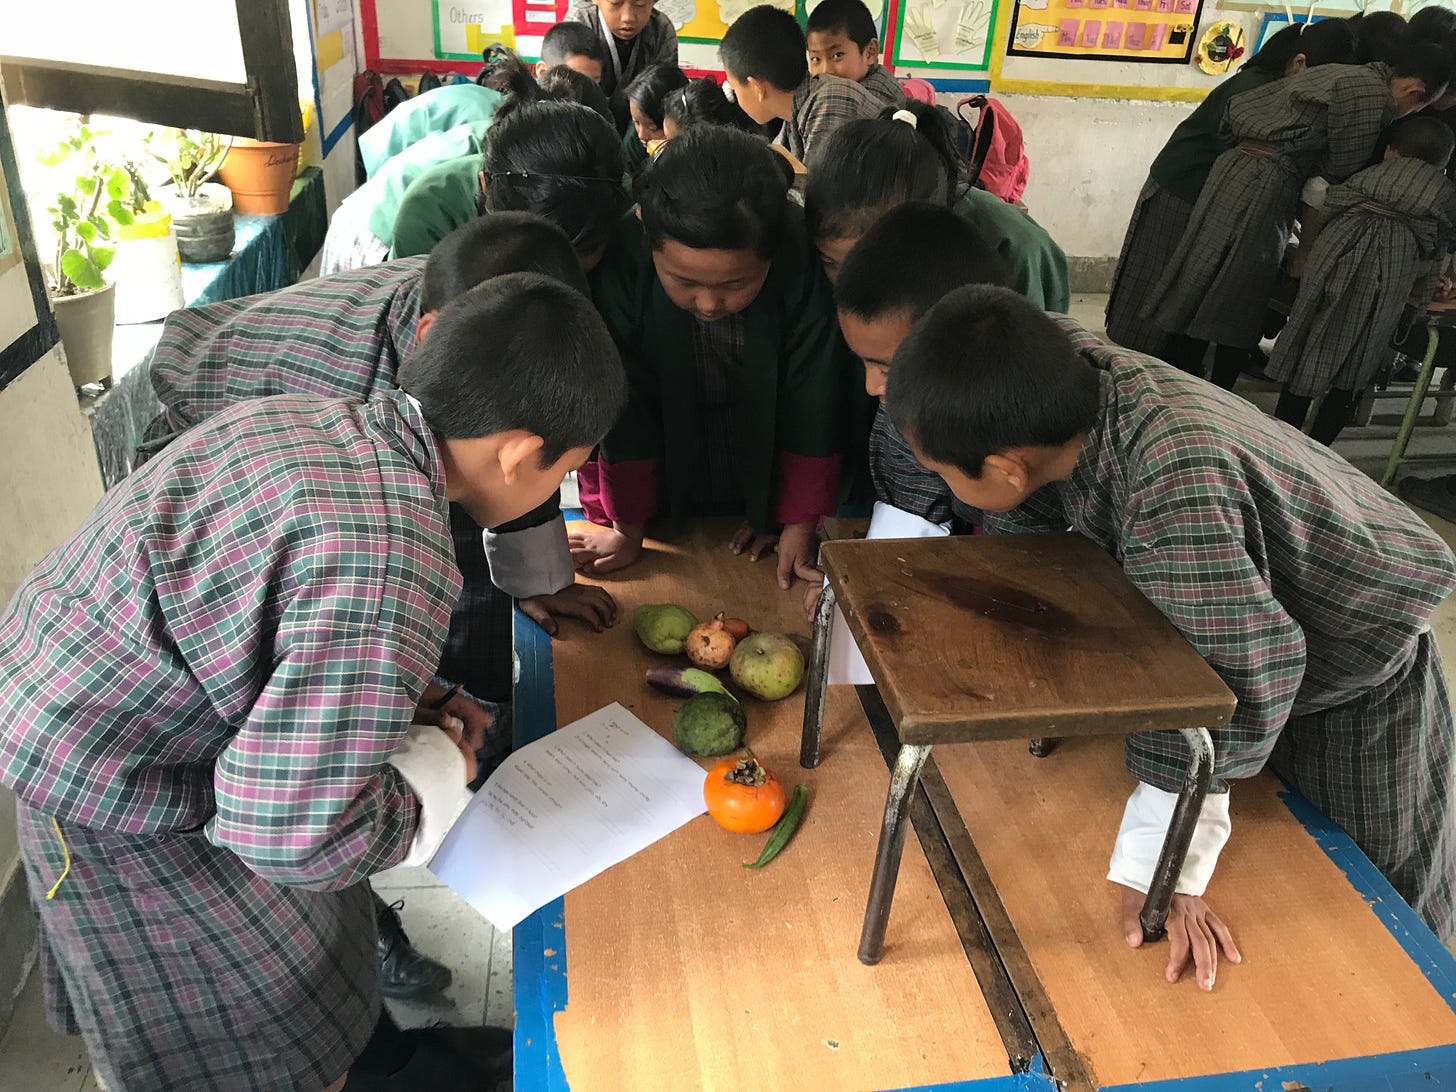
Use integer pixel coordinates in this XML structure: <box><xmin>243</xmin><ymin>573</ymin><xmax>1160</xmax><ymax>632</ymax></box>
<box><xmin>1410</xmin><ymin>5</ymin><xmax>1456</xmax><ymax>42</ymax></box>
<box><xmin>625</xmin><ymin>64</ymin><xmax>691</xmax><ymax>126</ymax></box>
<box><xmin>806</xmin><ymin>100</ymin><xmax>963</xmax><ymax>242</ymax></box>
<box><xmin>540</xmin><ymin>21</ymin><xmax>606</xmax><ymax>67</ymax></box>
<box><xmin>486</xmin><ymin>52</ymin><xmax>613</xmax><ymax>126</ymax></box>
<box><xmin>1242</xmin><ymin>18</ymin><xmax>1356</xmax><ymax>75</ymax></box>
<box><xmin>663</xmin><ymin>77</ymin><xmax>758</xmax><ymax>132</ymax></box>
<box><xmin>634</xmin><ymin>125</ymin><xmax>790</xmax><ymax>257</ymax></box>
<box><xmin>1351</xmin><ymin>10</ymin><xmax>1410</xmax><ymax>64</ymax></box>
<box><xmin>480</xmin><ymin>100</ymin><xmax>628</xmax><ymax>255</ymax></box>
<box><xmin>1394</xmin><ymin>39</ymin><xmax>1455</xmax><ymax>98</ymax></box>
<box><xmin>885</xmin><ymin>285</ymin><xmax>1100</xmax><ymax>478</ymax></box>
<box><xmin>805</xmin><ymin>0</ymin><xmax>879</xmax><ymax>49</ymax></box>
<box><xmin>421</xmin><ymin>212</ymin><xmax>589</xmax><ymax>313</ymax></box>
<box><xmin>399</xmin><ymin>272</ymin><xmax>627</xmax><ymax>461</ymax></box>
<box><xmin>719</xmin><ymin>6</ymin><xmax>809</xmax><ymax>92</ymax></box>
<box><xmin>1390</xmin><ymin>114</ymin><xmax>1456</xmax><ymax>166</ymax></box>
<box><xmin>834</xmin><ymin>202</ymin><xmax>1011</xmax><ymax>321</ymax></box>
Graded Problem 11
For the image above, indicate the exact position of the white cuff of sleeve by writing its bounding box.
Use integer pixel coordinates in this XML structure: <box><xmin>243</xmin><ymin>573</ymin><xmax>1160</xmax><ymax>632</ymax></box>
<box><xmin>387</xmin><ymin>724</ymin><xmax>471</xmax><ymax>868</ymax></box>
<box><xmin>1301</xmin><ymin>175</ymin><xmax>1330</xmax><ymax>210</ymax></box>
<box><xmin>1106</xmin><ymin>782</ymin><xmax>1231</xmax><ymax>897</ymax></box>
<box><xmin>484</xmin><ymin>515</ymin><xmax>575</xmax><ymax>600</ymax></box>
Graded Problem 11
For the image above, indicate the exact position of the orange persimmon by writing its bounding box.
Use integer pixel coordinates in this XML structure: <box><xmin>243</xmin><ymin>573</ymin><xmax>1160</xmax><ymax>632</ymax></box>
<box><xmin>703</xmin><ymin>757</ymin><xmax>787</xmax><ymax>834</ymax></box>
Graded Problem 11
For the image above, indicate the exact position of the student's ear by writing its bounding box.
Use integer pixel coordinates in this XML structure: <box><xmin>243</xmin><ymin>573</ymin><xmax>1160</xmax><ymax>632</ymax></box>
<box><xmin>982</xmin><ymin>452</ymin><xmax>1028</xmax><ymax>496</ymax></box>
<box><xmin>1287</xmin><ymin>52</ymin><xmax>1308</xmax><ymax>74</ymax></box>
<box><xmin>866</xmin><ymin>38</ymin><xmax>881</xmax><ymax>64</ymax></box>
<box><xmin>744</xmin><ymin>76</ymin><xmax>771</xmax><ymax>106</ymax></box>
<box><xmin>535</xmin><ymin>60</ymin><xmax>549</xmax><ymax>78</ymax></box>
<box><xmin>497</xmin><ymin>431</ymin><xmax>548</xmax><ymax>484</ymax></box>
<box><xmin>415</xmin><ymin>309</ymin><xmax>439</xmax><ymax>344</ymax></box>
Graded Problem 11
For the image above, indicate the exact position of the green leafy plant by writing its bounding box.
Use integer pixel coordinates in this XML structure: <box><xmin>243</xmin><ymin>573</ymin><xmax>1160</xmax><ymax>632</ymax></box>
<box><xmin>38</xmin><ymin>123</ymin><xmax>134</xmax><ymax>297</ymax></box>
<box><xmin>144</xmin><ymin>128</ymin><xmax>228</xmax><ymax>198</ymax></box>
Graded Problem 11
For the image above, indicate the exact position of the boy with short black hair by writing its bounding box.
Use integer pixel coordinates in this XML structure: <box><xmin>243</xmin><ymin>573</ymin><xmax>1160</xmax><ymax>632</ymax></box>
<box><xmin>573</xmin><ymin>125</ymin><xmax>849</xmax><ymax>594</ymax></box>
<box><xmin>861</xmin><ymin>275</ymin><xmax>1456</xmax><ymax>992</ymax></box>
<box><xmin>834</xmin><ymin>202</ymin><xmax>1011</xmax><ymax>530</ymax></box>
<box><xmin>720</xmin><ymin>4</ymin><xmax>880</xmax><ymax>166</ymax></box>
<box><xmin>567</xmin><ymin>0</ymin><xmax>679</xmax><ymax>120</ymax></box>
<box><xmin>1269</xmin><ymin>114</ymin><xmax>1456</xmax><ymax>443</ymax></box>
<box><xmin>539</xmin><ymin>20</ymin><xmax>608</xmax><ymax>79</ymax></box>
<box><xmin>0</xmin><ymin>274</ymin><xmax>629</xmax><ymax>1091</ymax></box>
<box><xmin>806</xmin><ymin>0</ymin><xmax>903</xmax><ymax>108</ymax></box>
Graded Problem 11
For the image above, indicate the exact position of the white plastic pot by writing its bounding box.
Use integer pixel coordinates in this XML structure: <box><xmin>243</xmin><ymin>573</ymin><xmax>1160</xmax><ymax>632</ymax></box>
<box><xmin>50</xmin><ymin>281</ymin><xmax>116</xmax><ymax>388</ymax></box>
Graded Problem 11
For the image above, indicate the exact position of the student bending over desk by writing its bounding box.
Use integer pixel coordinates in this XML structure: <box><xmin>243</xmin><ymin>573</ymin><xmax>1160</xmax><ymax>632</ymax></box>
<box><xmin>573</xmin><ymin>126</ymin><xmax>852</xmax><ymax>596</ymax></box>
<box><xmin>831</xmin><ymin>237</ymin><xmax>1456</xmax><ymax>993</ymax></box>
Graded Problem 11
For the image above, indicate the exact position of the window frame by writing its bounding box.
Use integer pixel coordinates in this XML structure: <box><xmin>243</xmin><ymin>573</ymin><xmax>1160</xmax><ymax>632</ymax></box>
<box><xmin>0</xmin><ymin>0</ymin><xmax>305</xmax><ymax>143</ymax></box>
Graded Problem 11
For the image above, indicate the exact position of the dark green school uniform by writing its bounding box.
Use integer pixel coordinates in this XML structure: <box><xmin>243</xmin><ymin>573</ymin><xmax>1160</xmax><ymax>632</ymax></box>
<box><xmin>957</xmin><ymin>188</ymin><xmax>1071</xmax><ymax>313</ymax></box>
<box><xmin>583</xmin><ymin>209</ymin><xmax>853</xmax><ymax>532</ymax></box>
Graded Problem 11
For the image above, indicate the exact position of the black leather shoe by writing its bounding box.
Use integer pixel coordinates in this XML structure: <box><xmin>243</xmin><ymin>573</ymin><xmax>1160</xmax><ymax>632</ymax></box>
<box><xmin>375</xmin><ymin>894</ymin><xmax>452</xmax><ymax>1001</ymax></box>
<box><xmin>342</xmin><ymin>1025</ymin><xmax>512</xmax><ymax>1091</ymax></box>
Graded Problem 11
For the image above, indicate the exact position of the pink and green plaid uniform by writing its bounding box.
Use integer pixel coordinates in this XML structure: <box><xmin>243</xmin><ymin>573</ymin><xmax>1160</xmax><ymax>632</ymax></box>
<box><xmin>0</xmin><ymin>391</ymin><xmax>460</xmax><ymax>1089</ymax></box>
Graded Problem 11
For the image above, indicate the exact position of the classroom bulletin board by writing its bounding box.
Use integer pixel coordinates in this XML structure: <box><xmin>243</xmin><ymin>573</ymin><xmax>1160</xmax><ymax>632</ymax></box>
<box><xmin>1006</xmin><ymin>0</ymin><xmax>1208</xmax><ymax>63</ymax></box>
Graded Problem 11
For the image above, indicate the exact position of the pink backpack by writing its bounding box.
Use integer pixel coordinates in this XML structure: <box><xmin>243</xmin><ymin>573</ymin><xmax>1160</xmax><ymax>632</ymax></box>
<box><xmin>957</xmin><ymin>95</ymin><xmax>1030</xmax><ymax>205</ymax></box>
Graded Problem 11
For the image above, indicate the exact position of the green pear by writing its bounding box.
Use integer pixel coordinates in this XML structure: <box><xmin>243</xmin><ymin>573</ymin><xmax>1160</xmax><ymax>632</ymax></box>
<box><xmin>633</xmin><ymin>604</ymin><xmax>698</xmax><ymax>655</ymax></box>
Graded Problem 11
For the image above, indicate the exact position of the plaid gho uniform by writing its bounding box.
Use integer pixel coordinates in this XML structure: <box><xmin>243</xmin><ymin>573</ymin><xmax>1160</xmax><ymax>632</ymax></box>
<box><xmin>986</xmin><ymin>317</ymin><xmax>1456</xmax><ymax>937</ymax></box>
<box><xmin>146</xmin><ymin>258</ymin><xmax>535</xmax><ymax>704</ymax></box>
<box><xmin>0</xmin><ymin>393</ymin><xmax>461</xmax><ymax>1089</ymax></box>
<box><xmin>787</xmin><ymin>73</ymin><xmax>883</xmax><ymax>167</ymax></box>
<box><xmin>869</xmin><ymin>405</ymin><xmax>957</xmax><ymax>526</ymax></box>
<box><xmin>1148</xmin><ymin>63</ymin><xmax>1397</xmax><ymax>350</ymax></box>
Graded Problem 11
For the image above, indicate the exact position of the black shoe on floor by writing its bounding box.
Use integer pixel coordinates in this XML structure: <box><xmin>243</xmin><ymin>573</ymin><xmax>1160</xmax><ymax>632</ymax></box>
<box><xmin>1399</xmin><ymin>474</ymin><xmax>1456</xmax><ymax>523</ymax></box>
<box><xmin>342</xmin><ymin>1025</ymin><xmax>512</xmax><ymax>1091</ymax></box>
<box><xmin>375</xmin><ymin>895</ymin><xmax>453</xmax><ymax>1001</ymax></box>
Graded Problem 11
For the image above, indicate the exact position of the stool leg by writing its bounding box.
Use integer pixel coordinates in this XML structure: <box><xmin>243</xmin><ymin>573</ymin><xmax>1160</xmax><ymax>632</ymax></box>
<box><xmin>1381</xmin><ymin>328</ymin><xmax>1441</xmax><ymax>488</ymax></box>
<box><xmin>858</xmin><ymin>742</ymin><xmax>933</xmax><ymax>965</ymax></box>
<box><xmin>1139</xmin><ymin>727</ymin><xmax>1215</xmax><ymax>943</ymax></box>
<box><xmin>1029</xmin><ymin>738</ymin><xmax>1059</xmax><ymax>758</ymax></box>
<box><xmin>800</xmin><ymin>583</ymin><xmax>837</xmax><ymax>770</ymax></box>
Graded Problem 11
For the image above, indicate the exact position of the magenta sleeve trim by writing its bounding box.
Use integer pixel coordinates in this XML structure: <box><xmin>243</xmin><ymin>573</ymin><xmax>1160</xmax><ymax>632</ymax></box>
<box><xmin>587</xmin><ymin>457</ymin><xmax>660</xmax><ymax>525</ymax></box>
<box><xmin>772</xmin><ymin>452</ymin><xmax>841</xmax><ymax>526</ymax></box>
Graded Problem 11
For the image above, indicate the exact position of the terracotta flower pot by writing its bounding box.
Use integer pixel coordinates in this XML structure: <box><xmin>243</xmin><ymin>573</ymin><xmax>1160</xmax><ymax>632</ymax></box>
<box><xmin>218</xmin><ymin>138</ymin><xmax>300</xmax><ymax>215</ymax></box>
<box><xmin>50</xmin><ymin>281</ymin><xmax>116</xmax><ymax>389</ymax></box>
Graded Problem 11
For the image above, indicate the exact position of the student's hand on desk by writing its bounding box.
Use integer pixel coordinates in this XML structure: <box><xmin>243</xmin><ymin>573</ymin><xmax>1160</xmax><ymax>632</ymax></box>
<box><xmin>519</xmin><ymin>583</ymin><xmax>618</xmax><ymax>636</ymax></box>
<box><xmin>731</xmin><ymin>521</ymin><xmax>823</xmax><ymax>591</ymax></box>
<box><xmin>568</xmin><ymin>528</ymin><xmax>642</xmax><ymax>574</ymax></box>
<box><xmin>1118</xmin><ymin>884</ymin><xmax>1241</xmax><ymax>992</ymax></box>
<box><xmin>802</xmin><ymin>575</ymin><xmax>827</xmax><ymax>622</ymax></box>
<box><xmin>415</xmin><ymin>684</ymin><xmax>492</xmax><ymax>756</ymax></box>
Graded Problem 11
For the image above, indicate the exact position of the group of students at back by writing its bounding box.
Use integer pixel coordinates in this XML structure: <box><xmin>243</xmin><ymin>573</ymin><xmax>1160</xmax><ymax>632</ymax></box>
<box><xmin>1107</xmin><ymin>8</ymin><xmax>1456</xmax><ymax>447</ymax></box>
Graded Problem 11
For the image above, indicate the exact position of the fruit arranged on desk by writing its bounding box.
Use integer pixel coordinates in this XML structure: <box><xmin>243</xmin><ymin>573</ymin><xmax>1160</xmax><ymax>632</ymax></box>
<box><xmin>634</xmin><ymin>604</ymin><xmax>698</xmax><ymax>654</ymax></box>
<box><xmin>729</xmin><ymin>633</ymin><xmax>806</xmax><ymax>701</ymax></box>
<box><xmin>686</xmin><ymin>613</ymin><xmax>737</xmax><ymax>670</ymax></box>
<box><xmin>703</xmin><ymin>757</ymin><xmax>786</xmax><ymax>833</ymax></box>
<box><xmin>673</xmin><ymin>692</ymin><xmax>748</xmax><ymax>756</ymax></box>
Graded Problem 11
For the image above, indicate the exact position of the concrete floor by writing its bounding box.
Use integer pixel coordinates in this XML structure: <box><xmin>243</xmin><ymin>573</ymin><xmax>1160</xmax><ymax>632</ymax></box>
<box><xmin>4</xmin><ymin>294</ymin><xmax>1456</xmax><ymax>1085</ymax></box>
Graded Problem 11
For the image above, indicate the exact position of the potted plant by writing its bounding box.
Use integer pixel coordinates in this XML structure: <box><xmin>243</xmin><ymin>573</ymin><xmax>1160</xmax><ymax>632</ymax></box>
<box><xmin>39</xmin><ymin>122</ymin><xmax>132</xmax><ymax>389</ymax></box>
<box><xmin>218</xmin><ymin>133</ymin><xmax>300</xmax><ymax>215</ymax></box>
<box><xmin>146</xmin><ymin>127</ymin><xmax>234</xmax><ymax>262</ymax></box>
<box><xmin>109</xmin><ymin>157</ymin><xmax>185</xmax><ymax>323</ymax></box>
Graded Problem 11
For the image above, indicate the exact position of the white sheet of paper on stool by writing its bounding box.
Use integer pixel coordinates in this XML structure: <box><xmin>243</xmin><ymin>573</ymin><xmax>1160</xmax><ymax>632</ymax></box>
<box><xmin>428</xmin><ymin>702</ymin><xmax>707</xmax><ymax>929</ymax></box>
<box><xmin>827</xmin><ymin>503</ymin><xmax>952</xmax><ymax>686</ymax></box>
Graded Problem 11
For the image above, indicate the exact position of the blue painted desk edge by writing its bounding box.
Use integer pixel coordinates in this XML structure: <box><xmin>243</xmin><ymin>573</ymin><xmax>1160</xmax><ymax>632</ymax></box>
<box><xmin>510</xmin><ymin>513</ymin><xmax>1456</xmax><ymax>1090</ymax></box>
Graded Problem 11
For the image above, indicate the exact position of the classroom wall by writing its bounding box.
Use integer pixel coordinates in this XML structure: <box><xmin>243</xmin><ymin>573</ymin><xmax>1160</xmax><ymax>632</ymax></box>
<box><xmin>0</xmin><ymin>81</ymin><xmax>106</xmax><ymax>1038</ymax></box>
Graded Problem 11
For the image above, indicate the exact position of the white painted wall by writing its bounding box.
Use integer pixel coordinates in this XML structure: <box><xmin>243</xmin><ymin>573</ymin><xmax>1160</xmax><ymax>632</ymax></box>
<box><xmin>968</xmin><ymin>93</ymin><xmax>1196</xmax><ymax>258</ymax></box>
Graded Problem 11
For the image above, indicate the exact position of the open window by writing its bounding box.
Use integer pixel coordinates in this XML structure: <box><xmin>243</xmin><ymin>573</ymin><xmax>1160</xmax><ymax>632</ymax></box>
<box><xmin>0</xmin><ymin>0</ymin><xmax>304</xmax><ymax>143</ymax></box>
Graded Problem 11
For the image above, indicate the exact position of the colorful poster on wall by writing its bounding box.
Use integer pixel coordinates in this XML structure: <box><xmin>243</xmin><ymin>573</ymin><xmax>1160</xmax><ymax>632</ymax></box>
<box><xmin>1006</xmin><ymin>0</ymin><xmax>1206</xmax><ymax>61</ymax></box>
<box><xmin>435</xmin><ymin>0</ymin><xmax>574</xmax><ymax>60</ymax></box>
<box><xmin>891</xmin><ymin>0</ymin><xmax>1000</xmax><ymax>70</ymax></box>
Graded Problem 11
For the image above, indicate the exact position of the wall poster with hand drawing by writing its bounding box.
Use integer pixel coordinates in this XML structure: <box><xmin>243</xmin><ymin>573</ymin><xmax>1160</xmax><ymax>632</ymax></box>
<box><xmin>892</xmin><ymin>0</ymin><xmax>999</xmax><ymax>69</ymax></box>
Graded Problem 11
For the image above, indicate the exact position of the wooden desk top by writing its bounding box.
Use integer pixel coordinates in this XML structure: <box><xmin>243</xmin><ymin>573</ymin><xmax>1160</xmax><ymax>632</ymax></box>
<box><xmin>533</xmin><ymin>520</ymin><xmax>1012</xmax><ymax>1090</ymax></box>
<box><xmin>820</xmin><ymin>534</ymin><xmax>1236</xmax><ymax>744</ymax></box>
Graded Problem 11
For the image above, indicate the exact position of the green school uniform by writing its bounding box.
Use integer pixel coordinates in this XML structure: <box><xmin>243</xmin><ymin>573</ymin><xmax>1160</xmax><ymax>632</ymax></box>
<box><xmin>1149</xmin><ymin>68</ymin><xmax>1278</xmax><ymax>204</ymax></box>
<box><xmin>358</xmin><ymin>84</ymin><xmax>500</xmax><ymax>177</ymax></box>
<box><xmin>365</xmin><ymin>120</ymin><xmax>491</xmax><ymax>247</ymax></box>
<box><xmin>956</xmin><ymin>188</ymin><xmax>1071</xmax><ymax>313</ymax></box>
<box><xmin>585</xmin><ymin>209</ymin><xmax>852</xmax><ymax>532</ymax></box>
<box><xmin>389</xmin><ymin>154</ymin><xmax>480</xmax><ymax>260</ymax></box>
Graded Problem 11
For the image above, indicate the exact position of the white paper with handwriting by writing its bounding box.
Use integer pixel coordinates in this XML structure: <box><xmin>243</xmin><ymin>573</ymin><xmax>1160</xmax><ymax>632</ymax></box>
<box><xmin>429</xmin><ymin>703</ymin><xmax>706</xmax><ymax>929</ymax></box>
